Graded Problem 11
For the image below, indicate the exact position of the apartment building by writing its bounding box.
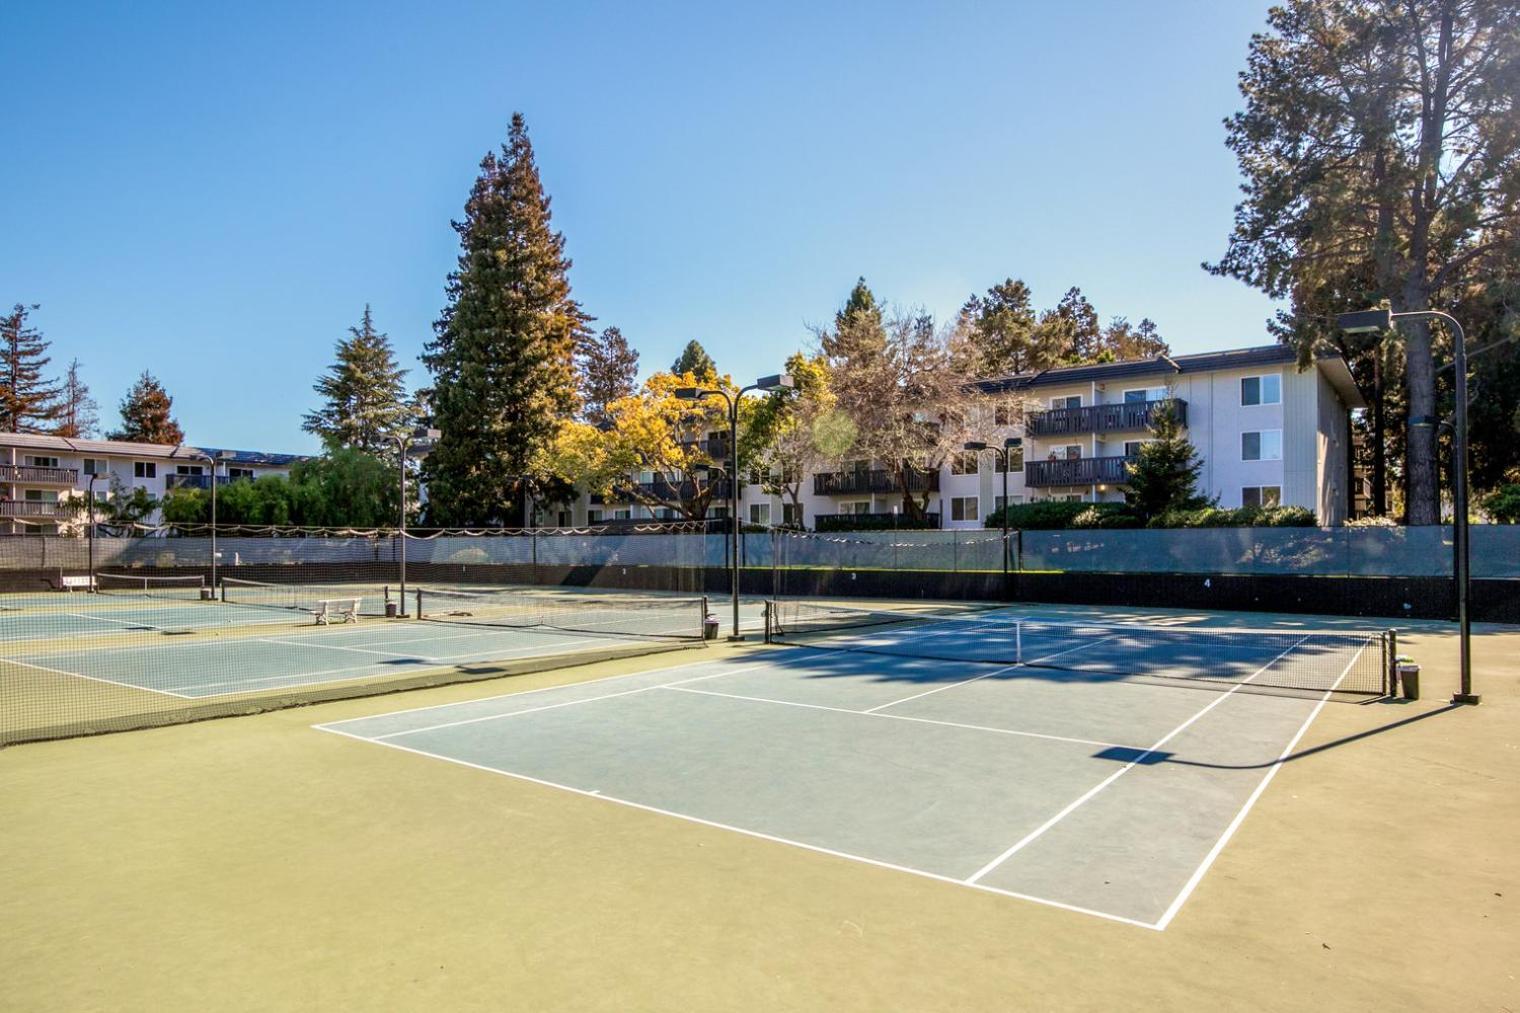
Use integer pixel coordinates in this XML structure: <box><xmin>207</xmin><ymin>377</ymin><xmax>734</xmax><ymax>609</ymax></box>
<box><xmin>568</xmin><ymin>343</ymin><xmax>1365</xmax><ymax>530</ymax></box>
<box><xmin>0</xmin><ymin>433</ymin><xmax>306</xmax><ymax>534</ymax></box>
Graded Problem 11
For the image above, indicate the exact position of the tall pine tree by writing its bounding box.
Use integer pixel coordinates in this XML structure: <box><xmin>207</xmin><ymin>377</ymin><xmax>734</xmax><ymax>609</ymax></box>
<box><xmin>111</xmin><ymin>371</ymin><xmax>184</xmax><ymax>444</ymax></box>
<box><xmin>576</xmin><ymin>326</ymin><xmax>639</xmax><ymax>427</ymax></box>
<box><xmin>303</xmin><ymin>305</ymin><xmax>411</xmax><ymax>453</ymax></box>
<box><xmin>422</xmin><ymin>114</ymin><xmax>587</xmax><ymax>525</ymax></box>
<box><xmin>821</xmin><ymin>278</ymin><xmax>887</xmax><ymax>363</ymax></box>
<box><xmin>669</xmin><ymin>339</ymin><xmax>716</xmax><ymax>380</ymax></box>
<box><xmin>0</xmin><ymin>304</ymin><xmax>64</xmax><ymax>433</ymax></box>
<box><xmin>1121</xmin><ymin>401</ymin><xmax>1209</xmax><ymax>519</ymax></box>
<box><xmin>55</xmin><ymin>359</ymin><xmax>99</xmax><ymax>438</ymax></box>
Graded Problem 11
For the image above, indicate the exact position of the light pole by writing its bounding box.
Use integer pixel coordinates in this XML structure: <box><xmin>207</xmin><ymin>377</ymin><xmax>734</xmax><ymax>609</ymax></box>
<box><xmin>205</xmin><ymin>449</ymin><xmax>235</xmax><ymax>593</ymax></box>
<box><xmin>85</xmin><ymin>472</ymin><xmax>98</xmax><ymax>587</ymax></box>
<box><xmin>389</xmin><ymin>426</ymin><xmax>442</xmax><ymax>617</ymax></box>
<box><xmin>1339</xmin><ymin>307</ymin><xmax>1478</xmax><ymax>705</ymax></box>
<box><xmin>964</xmin><ymin>437</ymin><xmax>1023</xmax><ymax>579</ymax></box>
<box><xmin>675</xmin><ymin>373</ymin><xmax>794</xmax><ymax>640</ymax></box>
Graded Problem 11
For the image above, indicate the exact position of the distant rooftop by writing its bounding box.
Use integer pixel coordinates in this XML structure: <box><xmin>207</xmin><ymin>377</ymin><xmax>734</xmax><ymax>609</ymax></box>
<box><xmin>0</xmin><ymin>432</ymin><xmax>309</xmax><ymax>465</ymax></box>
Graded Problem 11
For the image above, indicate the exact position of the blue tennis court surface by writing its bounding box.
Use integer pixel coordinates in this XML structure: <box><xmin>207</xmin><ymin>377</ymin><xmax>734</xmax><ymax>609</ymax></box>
<box><xmin>319</xmin><ymin>623</ymin><xmax>1376</xmax><ymax>929</ymax></box>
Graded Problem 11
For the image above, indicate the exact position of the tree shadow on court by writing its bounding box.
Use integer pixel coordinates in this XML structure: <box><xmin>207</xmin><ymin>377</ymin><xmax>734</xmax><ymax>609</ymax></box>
<box><xmin>1089</xmin><ymin>701</ymin><xmax>1463</xmax><ymax>771</ymax></box>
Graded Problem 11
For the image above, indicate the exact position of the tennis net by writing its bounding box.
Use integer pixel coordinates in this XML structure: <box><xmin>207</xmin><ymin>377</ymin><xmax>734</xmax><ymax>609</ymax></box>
<box><xmin>417</xmin><ymin>586</ymin><xmax>708</xmax><ymax>641</ymax></box>
<box><xmin>764</xmin><ymin>601</ymin><xmax>1392</xmax><ymax>695</ymax></box>
<box><xmin>96</xmin><ymin>572</ymin><xmax>206</xmax><ymax>600</ymax></box>
<box><xmin>220</xmin><ymin>577</ymin><xmax>387</xmax><ymax>617</ymax></box>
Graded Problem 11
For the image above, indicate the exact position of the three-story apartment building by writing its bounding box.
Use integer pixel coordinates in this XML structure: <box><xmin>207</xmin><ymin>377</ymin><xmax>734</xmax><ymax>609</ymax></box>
<box><xmin>566</xmin><ymin>343</ymin><xmax>1365</xmax><ymax>530</ymax></box>
<box><xmin>0</xmin><ymin>433</ymin><xmax>306</xmax><ymax>534</ymax></box>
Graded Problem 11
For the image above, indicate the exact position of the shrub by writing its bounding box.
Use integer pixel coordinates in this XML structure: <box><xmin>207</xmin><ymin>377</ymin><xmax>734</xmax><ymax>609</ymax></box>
<box><xmin>984</xmin><ymin>501</ymin><xmax>1091</xmax><ymax>530</ymax></box>
<box><xmin>1482</xmin><ymin>484</ymin><xmax>1520</xmax><ymax>523</ymax></box>
<box><xmin>1069</xmin><ymin>504</ymin><xmax>1144</xmax><ymax>529</ymax></box>
<box><xmin>1345</xmin><ymin>514</ymin><xmax>1399</xmax><ymax>527</ymax></box>
<box><xmin>1148</xmin><ymin>505</ymin><xmax>1316</xmax><ymax>528</ymax></box>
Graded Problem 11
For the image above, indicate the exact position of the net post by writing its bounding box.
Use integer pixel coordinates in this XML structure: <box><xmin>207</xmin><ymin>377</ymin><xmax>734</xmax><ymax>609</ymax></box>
<box><xmin>700</xmin><ymin>595</ymin><xmax>709</xmax><ymax>639</ymax></box>
<box><xmin>1387</xmin><ymin>629</ymin><xmax>1398</xmax><ymax>696</ymax></box>
<box><xmin>414</xmin><ymin>588</ymin><xmax>422</xmax><ymax>620</ymax></box>
<box><xmin>763</xmin><ymin>601</ymin><xmax>773</xmax><ymax>643</ymax></box>
<box><xmin>1015</xmin><ymin>620</ymin><xmax>1023</xmax><ymax>664</ymax></box>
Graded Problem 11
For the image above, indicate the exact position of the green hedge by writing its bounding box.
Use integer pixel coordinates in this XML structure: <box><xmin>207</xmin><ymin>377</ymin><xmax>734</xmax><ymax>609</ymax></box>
<box><xmin>814</xmin><ymin>514</ymin><xmax>940</xmax><ymax>532</ymax></box>
<box><xmin>985</xmin><ymin>501</ymin><xmax>1317</xmax><ymax>530</ymax></box>
<box><xmin>1483</xmin><ymin>484</ymin><xmax>1520</xmax><ymax>523</ymax></box>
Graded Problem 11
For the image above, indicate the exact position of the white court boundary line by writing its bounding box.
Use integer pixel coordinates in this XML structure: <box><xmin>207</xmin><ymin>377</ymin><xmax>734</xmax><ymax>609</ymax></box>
<box><xmin>964</xmin><ymin>635</ymin><xmax>1312</xmax><ymax>885</ymax></box>
<box><xmin>1151</xmin><ymin>640</ymin><xmax>1368</xmax><ymax>930</ymax></box>
<box><xmin>5</xmin><ymin>655</ymin><xmax>196</xmax><ymax>699</ymax></box>
<box><xmin>664</xmin><ymin>684</ymin><xmax>1128</xmax><ymax>751</ymax></box>
<box><xmin>315</xmin><ymin>722</ymin><xmax>1161</xmax><ymax>931</ymax></box>
<box><xmin>368</xmin><ymin>663</ymin><xmax>775</xmax><ymax>740</ymax></box>
<box><xmin>861</xmin><ymin>635</ymin><xmax>1119</xmax><ymax>714</ymax></box>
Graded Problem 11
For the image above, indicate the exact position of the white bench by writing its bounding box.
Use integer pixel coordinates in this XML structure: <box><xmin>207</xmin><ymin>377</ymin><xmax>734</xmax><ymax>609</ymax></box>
<box><xmin>59</xmin><ymin>575</ymin><xmax>96</xmax><ymax>593</ymax></box>
<box><xmin>314</xmin><ymin>598</ymin><xmax>361</xmax><ymax>625</ymax></box>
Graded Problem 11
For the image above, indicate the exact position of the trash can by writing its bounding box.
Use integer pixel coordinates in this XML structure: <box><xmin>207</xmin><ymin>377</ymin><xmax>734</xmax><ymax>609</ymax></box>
<box><xmin>200</xmin><ymin>587</ymin><xmax>215</xmax><ymax>601</ymax></box>
<box><xmin>386</xmin><ymin>600</ymin><xmax>399</xmax><ymax>619</ymax></box>
<box><xmin>1397</xmin><ymin>662</ymin><xmax>1420</xmax><ymax>701</ymax></box>
<box><xmin>703</xmin><ymin>614</ymin><xmax>720</xmax><ymax>640</ymax></box>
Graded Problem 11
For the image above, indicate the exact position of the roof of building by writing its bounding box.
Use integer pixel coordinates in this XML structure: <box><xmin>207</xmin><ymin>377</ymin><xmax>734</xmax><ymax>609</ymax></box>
<box><xmin>0</xmin><ymin>432</ymin><xmax>309</xmax><ymax>465</ymax></box>
<box><xmin>975</xmin><ymin>343</ymin><xmax>1366</xmax><ymax>408</ymax></box>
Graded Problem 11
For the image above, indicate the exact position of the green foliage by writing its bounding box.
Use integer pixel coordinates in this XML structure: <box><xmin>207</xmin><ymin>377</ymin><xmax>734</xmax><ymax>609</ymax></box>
<box><xmin>56</xmin><ymin>358</ymin><xmax>98</xmax><ymax>438</ymax></box>
<box><xmin>302</xmin><ymin>306</ymin><xmax>411</xmax><ymax>453</ymax></box>
<box><xmin>1483</xmin><ymin>484</ymin><xmax>1520</xmax><ymax>523</ymax></box>
<box><xmin>984</xmin><ymin>501</ymin><xmax>1101</xmax><ymax>530</ymax></box>
<box><xmin>422</xmin><ymin>113</ymin><xmax>587</xmax><ymax>526</ymax></box>
<box><xmin>1121</xmin><ymin>401</ymin><xmax>1209</xmax><ymax>518</ymax></box>
<box><xmin>110</xmin><ymin>371</ymin><xmax>183</xmax><ymax>444</ymax></box>
<box><xmin>669</xmin><ymin>340</ymin><xmax>716</xmax><ymax>381</ymax></box>
<box><xmin>1148</xmin><ymin>505</ymin><xmax>1317</xmax><ymax>529</ymax></box>
<box><xmin>576</xmin><ymin>326</ymin><xmax>639</xmax><ymax>427</ymax></box>
<box><xmin>0</xmin><ymin>303</ymin><xmax>64</xmax><ymax>433</ymax></box>
<box><xmin>1069</xmin><ymin>504</ymin><xmax>1144</xmax><ymax>529</ymax></box>
<box><xmin>814</xmin><ymin>513</ymin><xmax>938</xmax><ymax>533</ymax></box>
<box><xmin>821</xmin><ymin>278</ymin><xmax>887</xmax><ymax>364</ymax></box>
<box><xmin>159</xmin><ymin>448</ymin><xmax>400</xmax><ymax>527</ymax></box>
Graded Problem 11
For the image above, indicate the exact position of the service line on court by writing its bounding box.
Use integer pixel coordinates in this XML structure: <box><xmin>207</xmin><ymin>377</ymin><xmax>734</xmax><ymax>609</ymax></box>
<box><xmin>662</xmin><ymin>684</ymin><xmax>1130</xmax><ymax>750</ymax></box>
<box><xmin>963</xmin><ymin>635</ymin><xmax>1313</xmax><ymax>888</ymax></box>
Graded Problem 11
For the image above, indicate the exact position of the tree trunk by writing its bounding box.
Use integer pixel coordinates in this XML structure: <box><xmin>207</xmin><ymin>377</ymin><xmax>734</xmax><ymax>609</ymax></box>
<box><xmin>1400</xmin><ymin>301</ymin><xmax>1439</xmax><ymax>526</ymax></box>
<box><xmin>1372</xmin><ymin>351</ymin><xmax>1386</xmax><ymax>516</ymax></box>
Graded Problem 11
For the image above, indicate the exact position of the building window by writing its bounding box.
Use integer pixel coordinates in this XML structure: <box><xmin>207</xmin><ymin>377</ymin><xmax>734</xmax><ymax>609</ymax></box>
<box><xmin>1123</xmin><ymin>387</ymin><xmax>1166</xmax><ymax>404</ymax></box>
<box><xmin>228</xmin><ymin>467</ymin><xmax>254</xmax><ymax>480</ymax></box>
<box><xmin>82</xmin><ymin>458</ymin><xmax>103</xmax><ymax>476</ymax></box>
<box><xmin>1123</xmin><ymin>440</ymin><xmax>1148</xmax><ymax>457</ymax></box>
<box><xmin>587</xmin><ymin>509</ymin><xmax>603</xmax><ymax>523</ymax></box>
<box><xmin>993</xmin><ymin>494</ymin><xmax>1024</xmax><ymax>512</ymax></box>
<box><xmin>782</xmin><ymin>503</ymin><xmax>801</xmax><ymax>527</ymax></box>
<box><xmin>176</xmin><ymin>464</ymin><xmax>204</xmax><ymax>476</ymax></box>
<box><xmin>1241</xmin><ymin>374</ymin><xmax>1282</xmax><ymax>406</ymax></box>
<box><xmin>951</xmin><ymin>450</ymin><xmax>979</xmax><ymax>475</ymax></box>
<box><xmin>1053</xmin><ymin>444</ymin><xmax>1083</xmax><ymax>460</ymax></box>
<box><xmin>613</xmin><ymin>509</ymin><xmax>632</xmax><ymax>520</ymax></box>
<box><xmin>23</xmin><ymin>489</ymin><xmax>59</xmax><ymax>503</ymax></box>
<box><xmin>1051</xmin><ymin>395</ymin><xmax>1081</xmax><ymax>409</ymax></box>
<box><xmin>1242</xmin><ymin>486</ymin><xmax>1282</xmax><ymax>508</ymax></box>
<box><xmin>950</xmin><ymin>496</ymin><xmax>979</xmax><ymax>522</ymax></box>
<box><xmin>26</xmin><ymin>455</ymin><xmax>60</xmax><ymax>468</ymax></box>
<box><xmin>134</xmin><ymin>461</ymin><xmax>157</xmax><ymax>479</ymax></box>
<box><xmin>842</xmin><ymin>501</ymin><xmax>871</xmax><ymax>515</ymax></box>
<box><xmin>748</xmin><ymin>503</ymin><xmax>770</xmax><ymax>525</ymax></box>
<box><xmin>94</xmin><ymin>489</ymin><xmax>109</xmax><ymax>502</ymax></box>
<box><xmin>1242</xmin><ymin>430</ymin><xmax>1282</xmax><ymax>461</ymax></box>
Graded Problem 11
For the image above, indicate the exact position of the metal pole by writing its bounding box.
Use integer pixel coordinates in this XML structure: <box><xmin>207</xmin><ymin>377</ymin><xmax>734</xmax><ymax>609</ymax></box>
<box><xmin>209</xmin><ymin>455</ymin><xmax>218</xmax><ymax>594</ymax></box>
<box><xmin>86</xmin><ymin>473</ymin><xmax>96</xmax><ymax>587</ymax></box>
<box><xmin>728</xmin><ymin>392</ymin><xmax>742</xmax><ymax>640</ymax></box>
<box><xmin>397</xmin><ymin>435</ymin><xmax>408</xmax><ymax>617</ymax></box>
<box><xmin>1000</xmin><ymin>448</ymin><xmax>1010</xmax><ymax>580</ymax></box>
<box><xmin>1445</xmin><ymin>313</ymin><xmax>1476</xmax><ymax>704</ymax></box>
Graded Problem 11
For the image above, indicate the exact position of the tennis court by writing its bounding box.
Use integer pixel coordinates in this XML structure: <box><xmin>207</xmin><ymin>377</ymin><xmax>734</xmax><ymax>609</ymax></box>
<box><xmin>319</xmin><ymin>604</ymin><xmax>1388</xmax><ymax>929</ymax></box>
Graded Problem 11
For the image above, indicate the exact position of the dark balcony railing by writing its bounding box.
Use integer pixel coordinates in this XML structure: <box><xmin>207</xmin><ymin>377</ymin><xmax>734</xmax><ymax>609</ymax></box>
<box><xmin>1024</xmin><ymin>454</ymin><xmax>1135</xmax><ymax>488</ymax></box>
<box><xmin>1027</xmin><ymin>398</ymin><xmax>1187</xmax><ymax>438</ymax></box>
<box><xmin>616</xmin><ymin>477</ymin><xmax>734</xmax><ymax>501</ymax></box>
<box><xmin>813</xmin><ymin>511</ymin><xmax>940</xmax><ymax>532</ymax></box>
<box><xmin>0</xmin><ymin>500</ymin><xmax>62</xmax><ymax>518</ymax></box>
<box><xmin>0</xmin><ymin>464</ymin><xmax>79</xmax><ymax>485</ymax></box>
<box><xmin>813</xmin><ymin>468</ymin><xmax>939</xmax><ymax>496</ymax></box>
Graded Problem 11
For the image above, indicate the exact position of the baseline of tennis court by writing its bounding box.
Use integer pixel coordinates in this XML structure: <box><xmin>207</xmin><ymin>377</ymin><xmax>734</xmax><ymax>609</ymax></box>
<box><xmin>318</xmin><ymin>621</ymin><xmax>1374</xmax><ymax>929</ymax></box>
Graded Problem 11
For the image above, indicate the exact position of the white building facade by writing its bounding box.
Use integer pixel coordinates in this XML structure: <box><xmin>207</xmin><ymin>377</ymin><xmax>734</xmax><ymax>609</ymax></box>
<box><xmin>0</xmin><ymin>433</ymin><xmax>305</xmax><ymax>534</ymax></box>
<box><xmin>566</xmin><ymin>344</ymin><xmax>1365</xmax><ymax>530</ymax></box>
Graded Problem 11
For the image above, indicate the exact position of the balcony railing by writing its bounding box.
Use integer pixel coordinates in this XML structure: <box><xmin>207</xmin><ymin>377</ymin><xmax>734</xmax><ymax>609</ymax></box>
<box><xmin>1027</xmin><ymin>398</ymin><xmax>1186</xmax><ymax>438</ymax></box>
<box><xmin>0</xmin><ymin>464</ymin><xmax>79</xmax><ymax>485</ymax></box>
<box><xmin>616</xmin><ymin>477</ymin><xmax>734</xmax><ymax>501</ymax></box>
<box><xmin>0</xmin><ymin>500</ymin><xmax>62</xmax><ymax>518</ymax></box>
<box><xmin>813</xmin><ymin>468</ymin><xmax>939</xmax><ymax>496</ymax></box>
<box><xmin>1024</xmin><ymin>454</ymin><xmax>1135</xmax><ymax>488</ymax></box>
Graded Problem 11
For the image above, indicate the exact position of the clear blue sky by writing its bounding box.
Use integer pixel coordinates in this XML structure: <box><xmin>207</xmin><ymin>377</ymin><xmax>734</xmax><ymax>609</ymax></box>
<box><xmin>1</xmin><ymin>1</ymin><xmax>1281</xmax><ymax>453</ymax></box>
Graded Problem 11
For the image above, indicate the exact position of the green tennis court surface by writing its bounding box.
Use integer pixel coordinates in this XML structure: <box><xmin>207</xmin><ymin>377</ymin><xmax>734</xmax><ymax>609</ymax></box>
<box><xmin>320</xmin><ymin>612</ymin><xmax>1378</xmax><ymax>929</ymax></box>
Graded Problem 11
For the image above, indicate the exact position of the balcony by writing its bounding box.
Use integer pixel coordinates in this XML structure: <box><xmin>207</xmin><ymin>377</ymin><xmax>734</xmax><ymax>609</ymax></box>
<box><xmin>0</xmin><ymin>500</ymin><xmax>62</xmax><ymax>518</ymax></box>
<box><xmin>814</xmin><ymin>468</ymin><xmax>939</xmax><ymax>496</ymax></box>
<box><xmin>1027</xmin><ymin>398</ymin><xmax>1186</xmax><ymax>438</ymax></box>
<box><xmin>1024</xmin><ymin>454</ymin><xmax>1135</xmax><ymax>488</ymax></box>
<box><xmin>0</xmin><ymin>464</ymin><xmax>79</xmax><ymax>485</ymax></box>
<box><xmin>616</xmin><ymin>477</ymin><xmax>734</xmax><ymax>501</ymax></box>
